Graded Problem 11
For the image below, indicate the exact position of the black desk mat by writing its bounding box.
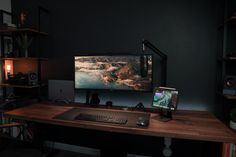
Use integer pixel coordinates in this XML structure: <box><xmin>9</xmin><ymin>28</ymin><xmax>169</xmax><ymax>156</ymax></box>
<box><xmin>53</xmin><ymin>107</ymin><xmax>150</xmax><ymax>128</ymax></box>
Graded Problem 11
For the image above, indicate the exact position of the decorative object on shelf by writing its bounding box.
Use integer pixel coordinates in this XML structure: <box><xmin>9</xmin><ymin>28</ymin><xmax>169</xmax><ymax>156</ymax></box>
<box><xmin>19</xmin><ymin>10</ymin><xmax>28</xmax><ymax>27</ymax></box>
<box><xmin>230</xmin><ymin>108</ymin><xmax>236</xmax><ymax>130</ymax></box>
<box><xmin>6</xmin><ymin>64</ymin><xmax>11</xmax><ymax>80</ymax></box>
<box><xmin>223</xmin><ymin>76</ymin><xmax>236</xmax><ymax>95</ymax></box>
<box><xmin>2</xmin><ymin>36</ymin><xmax>13</xmax><ymax>57</ymax></box>
<box><xmin>16</xmin><ymin>34</ymin><xmax>33</xmax><ymax>57</ymax></box>
<box><xmin>223</xmin><ymin>89</ymin><xmax>236</xmax><ymax>95</ymax></box>
<box><xmin>225</xmin><ymin>77</ymin><xmax>235</xmax><ymax>87</ymax></box>
<box><xmin>28</xmin><ymin>72</ymin><xmax>38</xmax><ymax>85</ymax></box>
<box><xmin>0</xmin><ymin>10</ymin><xmax>16</xmax><ymax>28</ymax></box>
<box><xmin>7</xmin><ymin>72</ymin><xmax>28</xmax><ymax>85</ymax></box>
<box><xmin>4</xmin><ymin>60</ymin><xmax>13</xmax><ymax>80</ymax></box>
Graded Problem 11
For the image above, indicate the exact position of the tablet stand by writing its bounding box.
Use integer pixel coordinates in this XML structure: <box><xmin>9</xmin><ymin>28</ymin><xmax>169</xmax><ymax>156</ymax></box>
<box><xmin>159</xmin><ymin>109</ymin><xmax>172</xmax><ymax>122</ymax></box>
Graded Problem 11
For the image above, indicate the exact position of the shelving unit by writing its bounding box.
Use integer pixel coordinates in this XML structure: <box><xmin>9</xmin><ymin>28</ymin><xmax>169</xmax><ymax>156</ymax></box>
<box><xmin>216</xmin><ymin>0</ymin><xmax>236</xmax><ymax>120</ymax></box>
<box><xmin>0</xmin><ymin>7</ymin><xmax>50</xmax><ymax>141</ymax></box>
<box><xmin>0</xmin><ymin>27</ymin><xmax>48</xmax><ymax>103</ymax></box>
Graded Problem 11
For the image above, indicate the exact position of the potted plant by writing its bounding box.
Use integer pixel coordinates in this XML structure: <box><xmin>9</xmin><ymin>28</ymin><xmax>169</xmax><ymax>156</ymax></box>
<box><xmin>16</xmin><ymin>34</ymin><xmax>33</xmax><ymax>57</ymax></box>
<box><xmin>230</xmin><ymin>108</ymin><xmax>236</xmax><ymax>130</ymax></box>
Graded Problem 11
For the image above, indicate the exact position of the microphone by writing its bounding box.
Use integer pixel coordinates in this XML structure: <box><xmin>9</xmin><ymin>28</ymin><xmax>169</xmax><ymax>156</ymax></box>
<box><xmin>142</xmin><ymin>41</ymin><xmax>145</xmax><ymax>52</ymax></box>
<box><xmin>141</xmin><ymin>39</ymin><xmax>148</xmax><ymax>77</ymax></box>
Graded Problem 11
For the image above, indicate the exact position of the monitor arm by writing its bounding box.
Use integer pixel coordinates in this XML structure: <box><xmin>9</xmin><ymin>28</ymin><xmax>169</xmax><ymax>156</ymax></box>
<box><xmin>142</xmin><ymin>39</ymin><xmax>168</xmax><ymax>86</ymax></box>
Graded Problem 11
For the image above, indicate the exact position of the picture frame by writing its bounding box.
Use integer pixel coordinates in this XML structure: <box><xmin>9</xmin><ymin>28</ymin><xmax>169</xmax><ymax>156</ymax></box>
<box><xmin>0</xmin><ymin>10</ymin><xmax>13</xmax><ymax>26</ymax></box>
<box><xmin>3</xmin><ymin>35</ymin><xmax>13</xmax><ymax>57</ymax></box>
<box><xmin>0</xmin><ymin>10</ymin><xmax>14</xmax><ymax>57</ymax></box>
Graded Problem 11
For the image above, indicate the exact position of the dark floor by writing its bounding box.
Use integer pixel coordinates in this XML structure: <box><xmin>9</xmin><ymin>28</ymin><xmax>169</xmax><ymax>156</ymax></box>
<box><xmin>55</xmin><ymin>150</ymin><xmax>97</xmax><ymax>157</ymax></box>
<box><xmin>0</xmin><ymin>135</ymin><xmax>96</xmax><ymax>157</ymax></box>
<box><xmin>0</xmin><ymin>149</ymin><xmax>97</xmax><ymax>157</ymax></box>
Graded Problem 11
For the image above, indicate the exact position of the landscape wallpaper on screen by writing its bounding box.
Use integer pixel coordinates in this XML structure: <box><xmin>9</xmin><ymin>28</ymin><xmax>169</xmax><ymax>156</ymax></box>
<box><xmin>75</xmin><ymin>55</ymin><xmax>152</xmax><ymax>91</ymax></box>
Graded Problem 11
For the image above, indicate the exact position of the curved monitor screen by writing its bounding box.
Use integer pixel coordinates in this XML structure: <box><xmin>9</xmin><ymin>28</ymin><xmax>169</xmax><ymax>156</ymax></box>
<box><xmin>74</xmin><ymin>55</ymin><xmax>153</xmax><ymax>91</ymax></box>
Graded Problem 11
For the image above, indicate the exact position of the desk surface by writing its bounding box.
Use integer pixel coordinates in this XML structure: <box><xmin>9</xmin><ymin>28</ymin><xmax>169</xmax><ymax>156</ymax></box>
<box><xmin>4</xmin><ymin>103</ymin><xmax>236</xmax><ymax>143</ymax></box>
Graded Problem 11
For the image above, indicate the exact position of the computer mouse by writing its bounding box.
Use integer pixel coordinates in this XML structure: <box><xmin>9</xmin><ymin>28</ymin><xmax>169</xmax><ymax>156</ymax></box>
<box><xmin>136</xmin><ymin>117</ymin><xmax>149</xmax><ymax>127</ymax></box>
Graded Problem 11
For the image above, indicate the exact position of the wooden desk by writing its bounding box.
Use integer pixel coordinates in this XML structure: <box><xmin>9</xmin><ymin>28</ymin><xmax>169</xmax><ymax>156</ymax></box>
<box><xmin>3</xmin><ymin>103</ymin><xmax>236</xmax><ymax>156</ymax></box>
<box><xmin>4</xmin><ymin>103</ymin><xmax>236</xmax><ymax>143</ymax></box>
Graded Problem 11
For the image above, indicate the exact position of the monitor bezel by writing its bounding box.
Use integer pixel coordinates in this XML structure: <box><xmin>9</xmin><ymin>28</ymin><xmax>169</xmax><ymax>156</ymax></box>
<box><xmin>74</xmin><ymin>53</ymin><xmax>153</xmax><ymax>93</ymax></box>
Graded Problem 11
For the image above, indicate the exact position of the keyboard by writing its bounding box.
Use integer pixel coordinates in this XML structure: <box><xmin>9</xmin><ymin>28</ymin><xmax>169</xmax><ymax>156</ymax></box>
<box><xmin>74</xmin><ymin>113</ymin><xmax>128</xmax><ymax>124</ymax></box>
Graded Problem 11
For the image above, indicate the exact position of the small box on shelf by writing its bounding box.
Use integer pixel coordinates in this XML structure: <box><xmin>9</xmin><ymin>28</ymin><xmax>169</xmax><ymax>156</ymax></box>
<box><xmin>223</xmin><ymin>89</ymin><xmax>236</xmax><ymax>95</ymax></box>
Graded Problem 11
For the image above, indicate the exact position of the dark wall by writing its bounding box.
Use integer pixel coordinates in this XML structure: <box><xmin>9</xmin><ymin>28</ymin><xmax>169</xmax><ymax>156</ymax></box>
<box><xmin>12</xmin><ymin>0</ymin><xmax>220</xmax><ymax>111</ymax></box>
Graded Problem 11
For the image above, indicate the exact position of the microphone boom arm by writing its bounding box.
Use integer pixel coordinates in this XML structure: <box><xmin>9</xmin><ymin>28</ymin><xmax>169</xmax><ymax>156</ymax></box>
<box><xmin>142</xmin><ymin>40</ymin><xmax>168</xmax><ymax>86</ymax></box>
<box><xmin>142</xmin><ymin>40</ymin><xmax>167</xmax><ymax>60</ymax></box>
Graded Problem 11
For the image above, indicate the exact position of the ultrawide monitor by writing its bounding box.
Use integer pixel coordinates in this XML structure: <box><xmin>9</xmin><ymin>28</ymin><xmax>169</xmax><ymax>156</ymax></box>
<box><xmin>74</xmin><ymin>54</ymin><xmax>153</xmax><ymax>92</ymax></box>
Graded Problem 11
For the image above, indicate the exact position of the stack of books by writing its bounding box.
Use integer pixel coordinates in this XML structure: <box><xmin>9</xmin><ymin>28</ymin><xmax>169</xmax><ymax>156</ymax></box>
<box><xmin>222</xmin><ymin>143</ymin><xmax>236</xmax><ymax>157</ymax></box>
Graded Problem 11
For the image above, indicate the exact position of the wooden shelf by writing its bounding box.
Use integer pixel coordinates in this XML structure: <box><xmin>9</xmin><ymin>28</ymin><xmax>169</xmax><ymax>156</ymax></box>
<box><xmin>218</xmin><ymin>16</ymin><xmax>236</xmax><ymax>29</ymax></box>
<box><xmin>0</xmin><ymin>26</ymin><xmax>48</xmax><ymax>36</ymax></box>
<box><xmin>217</xmin><ymin>57</ymin><xmax>236</xmax><ymax>62</ymax></box>
<box><xmin>216</xmin><ymin>91</ymin><xmax>236</xmax><ymax>100</ymax></box>
<box><xmin>0</xmin><ymin>122</ymin><xmax>23</xmax><ymax>129</ymax></box>
<box><xmin>0</xmin><ymin>57</ymin><xmax>48</xmax><ymax>61</ymax></box>
<box><xmin>225</xmin><ymin>16</ymin><xmax>236</xmax><ymax>24</ymax></box>
<box><xmin>223</xmin><ymin>57</ymin><xmax>236</xmax><ymax>61</ymax></box>
<box><xmin>223</xmin><ymin>94</ymin><xmax>236</xmax><ymax>100</ymax></box>
<box><xmin>0</xmin><ymin>83</ymin><xmax>40</xmax><ymax>88</ymax></box>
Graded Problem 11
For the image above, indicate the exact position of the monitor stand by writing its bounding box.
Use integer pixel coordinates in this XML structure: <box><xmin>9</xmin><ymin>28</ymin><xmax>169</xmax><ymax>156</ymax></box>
<box><xmin>86</xmin><ymin>90</ymin><xmax>90</xmax><ymax>104</ymax></box>
<box><xmin>90</xmin><ymin>92</ymin><xmax>100</xmax><ymax>105</ymax></box>
<box><xmin>159</xmin><ymin>109</ymin><xmax>172</xmax><ymax>122</ymax></box>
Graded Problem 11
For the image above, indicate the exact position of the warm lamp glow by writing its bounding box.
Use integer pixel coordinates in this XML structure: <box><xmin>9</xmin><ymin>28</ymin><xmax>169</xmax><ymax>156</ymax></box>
<box><xmin>5</xmin><ymin>60</ymin><xmax>13</xmax><ymax>80</ymax></box>
<box><xmin>6</xmin><ymin>65</ymin><xmax>11</xmax><ymax>72</ymax></box>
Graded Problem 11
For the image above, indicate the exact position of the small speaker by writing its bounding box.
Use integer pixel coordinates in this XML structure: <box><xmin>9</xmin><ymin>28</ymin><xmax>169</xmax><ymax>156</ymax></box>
<box><xmin>28</xmin><ymin>72</ymin><xmax>38</xmax><ymax>85</ymax></box>
<box><xmin>223</xmin><ymin>76</ymin><xmax>236</xmax><ymax>95</ymax></box>
<box><xmin>224</xmin><ymin>76</ymin><xmax>236</xmax><ymax>88</ymax></box>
